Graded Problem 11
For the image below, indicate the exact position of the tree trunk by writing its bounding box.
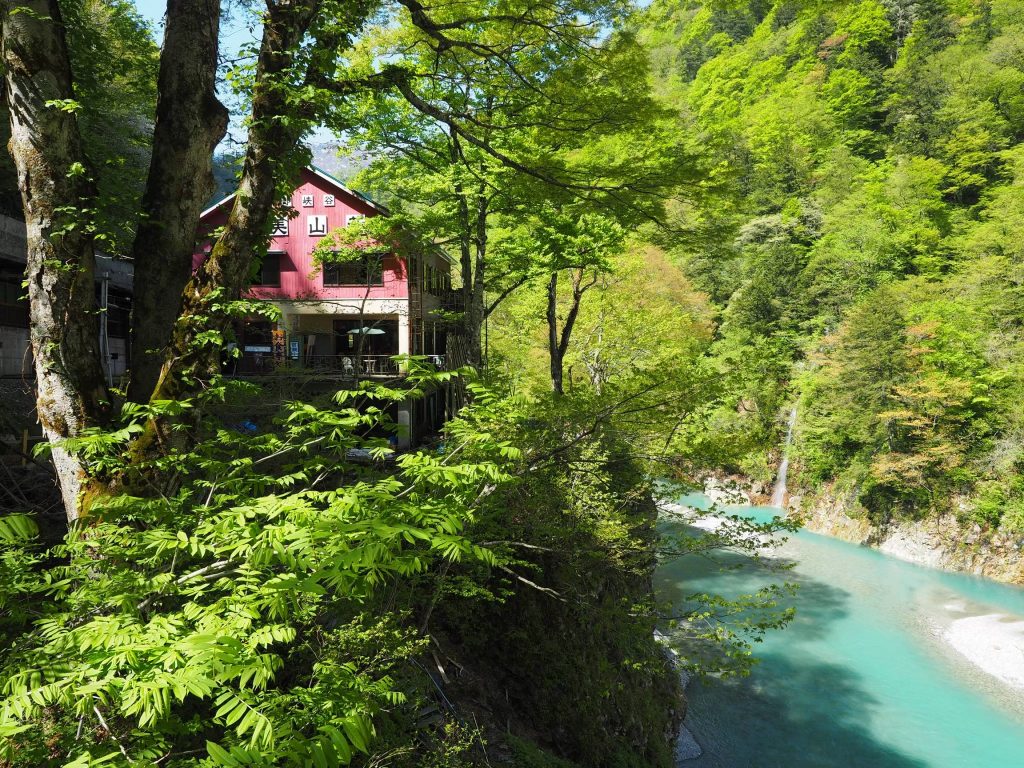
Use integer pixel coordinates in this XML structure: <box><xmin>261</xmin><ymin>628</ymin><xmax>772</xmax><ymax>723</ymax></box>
<box><xmin>127</xmin><ymin>0</ymin><xmax>228</xmax><ymax>403</ymax></box>
<box><xmin>149</xmin><ymin>0</ymin><xmax>320</xmax><ymax>409</ymax></box>
<box><xmin>1</xmin><ymin>0</ymin><xmax>109</xmax><ymax>521</ymax></box>
<box><xmin>471</xmin><ymin>179</ymin><xmax>487</xmax><ymax>368</ymax></box>
<box><xmin>546</xmin><ymin>268</ymin><xmax>593</xmax><ymax>396</ymax></box>
<box><xmin>547</xmin><ymin>273</ymin><xmax>563</xmax><ymax>395</ymax></box>
<box><xmin>441</xmin><ymin>182</ymin><xmax>487</xmax><ymax>407</ymax></box>
<box><xmin>454</xmin><ymin>134</ymin><xmax>482</xmax><ymax>367</ymax></box>
<box><xmin>440</xmin><ymin>131</ymin><xmax>478</xmax><ymax>410</ymax></box>
<box><xmin>75</xmin><ymin>0</ymin><xmax>325</xmax><ymax>504</ymax></box>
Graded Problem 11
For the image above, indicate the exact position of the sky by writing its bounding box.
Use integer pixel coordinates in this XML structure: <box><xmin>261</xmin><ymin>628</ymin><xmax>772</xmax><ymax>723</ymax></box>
<box><xmin>129</xmin><ymin>0</ymin><xmax>336</xmax><ymax>149</ymax></box>
<box><xmin>130</xmin><ymin>0</ymin><xmax>164</xmax><ymax>31</ymax></box>
<box><xmin>132</xmin><ymin>0</ymin><xmax>257</xmax><ymax>50</ymax></box>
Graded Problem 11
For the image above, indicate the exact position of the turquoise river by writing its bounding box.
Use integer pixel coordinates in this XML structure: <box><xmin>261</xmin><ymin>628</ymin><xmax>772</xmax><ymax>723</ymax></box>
<box><xmin>656</xmin><ymin>493</ymin><xmax>1024</xmax><ymax>768</ymax></box>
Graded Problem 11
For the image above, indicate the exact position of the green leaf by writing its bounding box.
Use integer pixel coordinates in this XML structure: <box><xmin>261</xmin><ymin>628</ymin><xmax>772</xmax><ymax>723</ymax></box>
<box><xmin>0</xmin><ymin>514</ymin><xmax>38</xmax><ymax>544</ymax></box>
<box><xmin>207</xmin><ymin>741</ymin><xmax>239</xmax><ymax>767</ymax></box>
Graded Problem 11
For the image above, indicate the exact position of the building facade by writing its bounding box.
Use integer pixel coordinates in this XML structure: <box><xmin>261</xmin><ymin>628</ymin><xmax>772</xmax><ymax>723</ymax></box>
<box><xmin>0</xmin><ymin>168</ymin><xmax>451</xmax><ymax>443</ymax></box>
<box><xmin>0</xmin><ymin>213</ymin><xmax>132</xmax><ymax>381</ymax></box>
<box><xmin>196</xmin><ymin>167</ymin><xmax>452</xmax><ymax>378</ymax></box>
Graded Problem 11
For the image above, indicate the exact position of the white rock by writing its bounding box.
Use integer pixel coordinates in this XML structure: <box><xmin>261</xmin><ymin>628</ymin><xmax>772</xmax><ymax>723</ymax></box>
<box><xmin>675</xmin><ymin>724</ymin><xmax>702</xmax><ymax>763</ymax></box>
<box><xmin>944</xmin><ymin>613</ymin><xmax>1024</xmax><ymax>691</ymax></box>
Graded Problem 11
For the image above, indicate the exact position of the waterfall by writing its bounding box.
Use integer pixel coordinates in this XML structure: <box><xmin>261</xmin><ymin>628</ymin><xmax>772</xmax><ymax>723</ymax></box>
<box><xmin>770</xmin><ymin>407</ymin><xmax>797</xmax><ymax>508</ymax></box>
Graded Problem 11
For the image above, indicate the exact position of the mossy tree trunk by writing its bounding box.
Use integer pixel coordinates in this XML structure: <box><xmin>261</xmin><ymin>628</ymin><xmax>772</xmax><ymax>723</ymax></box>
<box><xmin>127</xmin><ymin>0</ymin><xmax>229</xmax><ymax>404</ymax></box>
<box><xmin>1</xmin><ymin>0</ymin><xmax>323</xmax><ymax>516</ymax></box>
<box><xmin>148</xmin><ymin>0</ymin><xmax>320</xmax><ymax>409</ymax></box>
<box><xmin>1</xmin><ymin>0</ymin><xmax>109</xmax><ymax>521</ymax></box>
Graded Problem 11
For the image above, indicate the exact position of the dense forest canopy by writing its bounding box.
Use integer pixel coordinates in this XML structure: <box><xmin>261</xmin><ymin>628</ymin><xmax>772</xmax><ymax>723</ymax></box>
<box><xmin>0</xmin><ymin>0</ymin><xmax>795</xmax><ymax>765</ymax></box>
<box><xmin>639</xmin><ymin>0</ymin><xmax>1024</xmax><ymax>530</ymax></box>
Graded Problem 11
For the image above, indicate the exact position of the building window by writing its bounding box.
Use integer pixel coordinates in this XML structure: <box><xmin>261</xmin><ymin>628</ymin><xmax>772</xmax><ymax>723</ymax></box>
<box><xmin>255</xmin><ymin>252</ymin><xmax>282</xmax><ymax>286</ymax></box>
<box><xmin>322</xmin><ymin>254</ymin><xmax>384</xmax><ymax>286</ymax></box>
<box><xmin>0</xmin><ymin>262</ymin><xmax>28</xmax><ymax>329</ymax></box>
<box><xmin>423</xmin><ymin>262</ymin><xmax>449</xmax><ymax>295</ymax></box>
<box><xmin>105</xmin><ymin>289</ymin><xmax>131</xmax><ymax>338</ymax></box>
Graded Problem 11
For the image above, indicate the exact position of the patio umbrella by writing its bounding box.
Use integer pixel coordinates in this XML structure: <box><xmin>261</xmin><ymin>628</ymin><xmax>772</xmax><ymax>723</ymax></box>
<box><xmin>349</xmin><ymin>326</ymin><xmax>386</xmax><ymax>335</ymax></box>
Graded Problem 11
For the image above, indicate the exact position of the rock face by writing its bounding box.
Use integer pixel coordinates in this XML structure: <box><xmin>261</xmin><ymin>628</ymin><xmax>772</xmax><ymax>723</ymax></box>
<box><xmin>701</xmin><ymin>474</ymin><xmax>758</xmax><ymax>506</ymax></box>
<box><xmin>795</xmin><ymin>484</ymin><xmax>1024</xmax><ymax>585</ymax></box>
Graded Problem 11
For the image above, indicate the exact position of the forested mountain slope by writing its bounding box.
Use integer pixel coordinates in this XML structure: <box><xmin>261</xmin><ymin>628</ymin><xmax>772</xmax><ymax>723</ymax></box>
<box><xmin>641</xmin><ymin>0</ymin><xmax>1024</xmax><ymax>532</ymax></box>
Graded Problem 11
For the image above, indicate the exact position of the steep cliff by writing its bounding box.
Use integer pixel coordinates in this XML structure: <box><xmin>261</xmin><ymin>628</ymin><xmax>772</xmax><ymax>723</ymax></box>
<box><xmin>793</xmin><ymin>483</ymin><xmax>1024</xmax><ymax>585</ymax></box>
<box><xmin>639</xmin><ymin>0</ymin><xmax>1024</xmax><ymax>555</ymax></box>
<box><xmin>434</xmin><ymin>480</ymin><xmax>684</xmax><ymax>768</ymax></box>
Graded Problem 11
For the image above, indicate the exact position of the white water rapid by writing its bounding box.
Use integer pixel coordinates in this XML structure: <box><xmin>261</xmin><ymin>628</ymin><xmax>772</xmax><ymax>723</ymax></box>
<box><xmin>770</xmin><ymin>407</ymin><xmax>797</xmax><ymax>508</ymax></box>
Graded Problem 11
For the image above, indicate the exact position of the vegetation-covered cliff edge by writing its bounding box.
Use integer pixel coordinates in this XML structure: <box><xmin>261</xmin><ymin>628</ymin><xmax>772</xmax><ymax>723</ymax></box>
<box><xmin>638</xmin><ymin>0</ymin><xmax>1024</xmax><ymax>571</ymax></box>
<box><xmin>792</xmin><ymin>483</ymin><xmax>1024</xmax><ymax>584</ymax></box>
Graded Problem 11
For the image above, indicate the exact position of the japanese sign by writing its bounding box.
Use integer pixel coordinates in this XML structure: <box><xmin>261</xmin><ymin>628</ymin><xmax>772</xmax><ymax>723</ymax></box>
<box><xmin>307</xmin><ymin>215</ymin><xmax>328</xmax><ymax>237</ymax></box>
<box><xmin>272</xmin><ymin>329</ymin><xmax>286</xmax><ymax>364</ymax></box>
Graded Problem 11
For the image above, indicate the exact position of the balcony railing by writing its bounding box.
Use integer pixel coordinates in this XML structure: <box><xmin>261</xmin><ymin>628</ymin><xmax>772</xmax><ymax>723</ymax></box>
<box><xmin>233</xmin><ymin>353</ymin><xmax>403</xmax><ymax>377</ymax></box>
<box><xmin>435</xmin><ymin>289</ymin><xmax>462</xmax><ymax>312</ymax></box>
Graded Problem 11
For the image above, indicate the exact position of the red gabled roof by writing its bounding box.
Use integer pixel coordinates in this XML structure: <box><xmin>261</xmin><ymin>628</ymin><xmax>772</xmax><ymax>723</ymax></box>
<box><xmin>199</xmin><ymin>165</ymin><xmax>388</xmax><ymax>220</ymax></box>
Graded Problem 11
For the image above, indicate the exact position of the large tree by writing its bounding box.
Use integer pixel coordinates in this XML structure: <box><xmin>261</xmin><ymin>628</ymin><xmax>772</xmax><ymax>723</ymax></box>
<box><xmin>2</xmin><ymin>0</ymin><xmax>660</xmax><ymax>521</ymax></box>
<box><xmin>337</xmin><ymin>17</ymin><xmax>685</xmax><ymax>380</ymax></box>
<box><xmin>1</xmin><ymin>0</ymin><xmax>136</xmax><ymax>516</ymax></box>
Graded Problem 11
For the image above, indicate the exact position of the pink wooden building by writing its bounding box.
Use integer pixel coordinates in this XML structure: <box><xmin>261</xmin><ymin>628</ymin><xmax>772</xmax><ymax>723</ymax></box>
<box><xmin>196</xmin><ymin>166</ymin><xmax>453</xmax><ymax>378</ymax></box>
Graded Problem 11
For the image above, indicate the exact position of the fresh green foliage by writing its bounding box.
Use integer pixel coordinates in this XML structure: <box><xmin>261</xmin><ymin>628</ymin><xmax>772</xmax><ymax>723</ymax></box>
<box><xmin>1</xmin><ymin>362</ymin><xmax>749</xmax><ymax>767</ymax></box>
<box><xmin>641</xmin><ymin>0</ymin><xmax>1024</xmax><ymax>528</ymax></box>
<box><xmin>63</xmin><ymin>0</ymin><xmax>158</xmax><ymax>249</ymax></box>
<box><xmin>432</xmin><ymin>385</ymin><xmax>687</xmax><ymax>767</ymax></box>
<box><xmin>0</xmin><ymin>0</ymin><xmax>157</xmax><ymax>225</ymax></box>
<box><xmin>0</xmin><ymin>374</ymin><xmax>508</xmax><ymax>766</ymax></box>
<box><xmin>480</xmin><ymin>237</ymin><xmax>799</xmax><ymax>686</ymax></box>
<box><xmin>333</xmin><ymin>0</ymin><xmax>691</xmax><ymax>347</ymax></box>
<box><xmin>0</xmin><ymin>1</ymin><xmax>871</xmax><ymax>764</ymax></box>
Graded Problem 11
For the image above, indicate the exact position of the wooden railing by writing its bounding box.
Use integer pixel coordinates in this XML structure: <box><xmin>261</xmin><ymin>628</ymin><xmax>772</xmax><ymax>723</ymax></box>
<box><xmin>233</xmin><ymin>353</ymin><xmax>402</xmax><ymax>377</ymax></box>
<box><xmin>434</xmin><ymin>289</ymin><xmax>462</xmax><ymax>311</ymax></box>
<box><xmin>231</xmin><ymin>353</ymin><xmax>448</xmax><ymax>377</ymax></box>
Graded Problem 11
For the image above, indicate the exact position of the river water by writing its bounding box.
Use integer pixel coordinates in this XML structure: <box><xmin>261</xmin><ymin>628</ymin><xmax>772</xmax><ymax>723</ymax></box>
<box><xmin>657</xmin><ymin>493</ymin><xmax>1024</xmax><ymax>768</ymax></box>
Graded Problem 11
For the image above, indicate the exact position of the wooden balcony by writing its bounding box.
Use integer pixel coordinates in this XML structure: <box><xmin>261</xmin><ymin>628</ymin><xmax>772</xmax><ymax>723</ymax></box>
<box><xmin>230</xmin><ymin>353</ymin><xmax>445</xmax><ymax>378</ymax></box>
